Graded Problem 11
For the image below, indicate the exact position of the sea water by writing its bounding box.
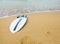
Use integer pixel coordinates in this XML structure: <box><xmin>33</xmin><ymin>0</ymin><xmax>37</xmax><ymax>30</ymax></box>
<box><xmin>0</xmin><ymin>0</ymin><xmax>60</xmax><ymax>9</ymax></box>
<box><xmin>0</xmin><ymin>0</ymin><xmax>60</xmax><ymax>17</ymax></box>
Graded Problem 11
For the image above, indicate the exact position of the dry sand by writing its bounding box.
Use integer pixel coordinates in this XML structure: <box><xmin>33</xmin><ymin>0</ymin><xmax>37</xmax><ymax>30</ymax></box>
<box><xmin>0</xmin><ymin>11</ymin><xmax>60</xmax><ymax>44</ymax></box>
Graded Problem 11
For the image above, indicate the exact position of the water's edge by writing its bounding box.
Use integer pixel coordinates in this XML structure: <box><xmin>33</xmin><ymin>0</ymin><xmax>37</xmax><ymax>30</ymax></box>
<box><xmin>0</xmin><ymin>10</ymin><xmax>60</xmax><ymax>19</ymax></box>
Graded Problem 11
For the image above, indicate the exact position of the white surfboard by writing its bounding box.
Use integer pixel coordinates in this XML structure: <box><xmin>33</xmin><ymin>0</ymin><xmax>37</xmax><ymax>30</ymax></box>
<box><xmin>10</xmin><ymin>15</ymin><xmax>27</xmax><ymax>33</ymax></box>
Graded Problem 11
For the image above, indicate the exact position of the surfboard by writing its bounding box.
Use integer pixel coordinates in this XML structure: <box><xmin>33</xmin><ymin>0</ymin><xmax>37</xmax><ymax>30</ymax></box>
<box><xmin>10</xmin><ymin>15</ymin><xmax>27</xmax><ymax>33</ymax></box>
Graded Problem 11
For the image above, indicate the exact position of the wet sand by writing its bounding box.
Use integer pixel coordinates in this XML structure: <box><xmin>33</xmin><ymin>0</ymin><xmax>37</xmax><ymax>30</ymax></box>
<box><xmin>0</xmin><ymin>11</ymin><xmax>60</xmax><ymax>44</ymax></box>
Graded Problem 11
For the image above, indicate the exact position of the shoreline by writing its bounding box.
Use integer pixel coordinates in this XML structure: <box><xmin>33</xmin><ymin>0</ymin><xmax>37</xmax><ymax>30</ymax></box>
<box><xmin>0</xmin><ymin>10</ymin><xmax>60</xmax><ymax>19</ymax></box>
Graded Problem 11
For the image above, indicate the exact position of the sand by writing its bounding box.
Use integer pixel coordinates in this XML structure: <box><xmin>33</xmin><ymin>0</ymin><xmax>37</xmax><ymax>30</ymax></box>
<box><xmin>0</xmin><ymin>11</ymin><xmax>60</xmax><ymax>44</ymax></box>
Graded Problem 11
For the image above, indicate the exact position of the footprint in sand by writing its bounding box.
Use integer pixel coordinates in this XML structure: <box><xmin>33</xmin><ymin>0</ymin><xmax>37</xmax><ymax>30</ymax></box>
<box><xmin>20</xmin><ymin>36</ymin><xmax>38</xmax><ymax>44</ymax></box>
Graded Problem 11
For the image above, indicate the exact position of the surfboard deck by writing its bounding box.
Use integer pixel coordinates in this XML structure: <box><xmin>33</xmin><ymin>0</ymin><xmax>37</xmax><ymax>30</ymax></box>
<box><xmin>0</xmin><ymin>11</ymin><xmax>60</xmax><ymax>44</ymax></box>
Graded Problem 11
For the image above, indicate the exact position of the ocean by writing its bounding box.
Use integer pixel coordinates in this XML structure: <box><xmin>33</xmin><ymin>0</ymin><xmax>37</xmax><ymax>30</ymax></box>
<box><xmin>0</xmin><ymin>0</ymin><xmax>60</xmax><ymax>9</ymax></box>
<box><xmin>0</xmin><ymin>0</ymin><xmax>60</xmax><ymax>17</ymax></box>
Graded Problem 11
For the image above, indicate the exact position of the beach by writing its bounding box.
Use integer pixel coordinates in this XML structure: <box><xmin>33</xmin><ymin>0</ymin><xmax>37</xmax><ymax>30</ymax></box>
<box><xmin>0</xmin><ymin>11</ymin><xmax>60</xmax><ymax>44</ymax></box>
<box><xmin>0</xmin><ymin>0</ymin><xmax>60</xmax><ymax>44</ymax></box>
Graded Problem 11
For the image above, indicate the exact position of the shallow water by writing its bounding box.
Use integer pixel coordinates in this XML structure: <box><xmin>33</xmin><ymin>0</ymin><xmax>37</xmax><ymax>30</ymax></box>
<box><xmin>0</xmin><ymin>0</ymin><xmax>60</xmax><ymax>9</ymax></box>
<box><xmin>0</xmin><ymin>0</ymin><xmax>60</xmax><ymax>17</ymax></box>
